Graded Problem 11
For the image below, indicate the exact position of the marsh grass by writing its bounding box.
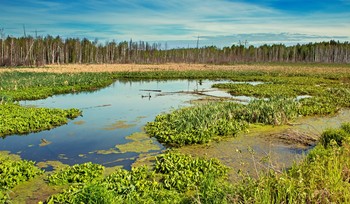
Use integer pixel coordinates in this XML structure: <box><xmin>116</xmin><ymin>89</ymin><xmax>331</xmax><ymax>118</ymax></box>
<box><xmin>145</xmin><ymin>102</ymin><xmax>248</xmax><ymax>146</ymax></box>
<box><xmin>0</xmin><ymin>72</ymin><xmax>116</xmax><ymax>101</ymax></box>
<box><xmin>146</xmin><ymin>97</ymin><xmax>299</xmax><ymax>146</ymax></box>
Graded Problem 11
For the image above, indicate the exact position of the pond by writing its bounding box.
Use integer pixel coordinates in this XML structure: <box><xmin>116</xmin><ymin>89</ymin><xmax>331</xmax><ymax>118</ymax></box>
<box><xmin>0</xmin><ymin>79</ymin><xmax>318</xmax><ymax>171</ymax></box>
<box><xmin>0</xmin><ymin>79</ymin><xmax>232</xmax><ymax>169</ymax></box>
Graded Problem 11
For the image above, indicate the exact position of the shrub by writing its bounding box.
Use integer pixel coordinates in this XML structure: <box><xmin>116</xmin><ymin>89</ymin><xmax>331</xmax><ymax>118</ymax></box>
<box><xmin>341</xmin><ymin>122</ymin><xmax>350</xmax><ymax>134</ymax></box>
<box><xmin>320</xmin><ymin>128</ymin><xmax>350</xmax><ymax>148</ymax></box>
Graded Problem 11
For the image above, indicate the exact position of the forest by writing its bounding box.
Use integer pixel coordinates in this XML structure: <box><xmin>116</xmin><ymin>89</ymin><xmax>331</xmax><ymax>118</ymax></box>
<box><xmin>0</xmin><ymin>34</ymin><xmax>349</xmax><ymax>66</ymax></box>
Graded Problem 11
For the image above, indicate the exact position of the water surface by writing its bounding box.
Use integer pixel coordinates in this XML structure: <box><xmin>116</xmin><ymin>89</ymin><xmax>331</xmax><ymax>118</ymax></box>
<box><xmin>1</xmin><ymin>79</ymin><xmax>229</xmax><ymax>169</ymax></box>
<box><xmin>1</xmin><ymin>79</ymin><xmax>326</xmax><ymax>171</ymax></box>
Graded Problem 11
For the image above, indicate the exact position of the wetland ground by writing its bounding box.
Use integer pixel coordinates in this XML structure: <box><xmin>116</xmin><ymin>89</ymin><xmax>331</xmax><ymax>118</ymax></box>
<box><xmin>1</xmin><ymin>63</ymin><xmax>350</xmax><ymax>203</ymax></box>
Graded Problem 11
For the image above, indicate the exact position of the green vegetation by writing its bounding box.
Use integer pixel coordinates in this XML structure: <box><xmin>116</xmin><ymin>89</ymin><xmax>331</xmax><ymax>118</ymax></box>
<box><xmin>213</xmin><ymin>83</ymin><xmax>326</xmax><ymax>97</ymax></box>
<box><xmin>116</xmin><ymin>69</ymin><xmax>349</xmax><ymax>81</ymax></box>
<box><xmin>48</xmin><ymin>162</ymin><xmax>104</xmax><ymax>185</ymax></box>
<box><xmin>146</xmin><ymin>97</ymin><xmax>300</xmax><ymax>146</ymax></box>
<box><xmin>0</xmin><ymin>71</ymin><xmax>116</xmax><ymax>136</ymax></box>
<box><xmin>2</xmin><ymin>68</ymin><xmax>350</xmax><ymax>203</ymax></box>
<box><xmin>0</xmin><ymin>103</ymin><xmax>81</xmax><ymax>137</ymax></box>
<box><xmin>145</xmin><ymin>102</ymin><xmax>248</xmax><ymax>146</ymax></box>
<box><xmin>319</xmin><ymin>122</ymin><xmax>350</xmax><ymax>148</ymax></box>
<box><xmin>0</xmin><ymin>154</ymin><xmax>44</xmax><ymax>203</ymax></box>
<box><xmin>212</xmin><ymin>74</ymin><xmax>350</xmax><ymax>117</ymax></box>
<box><xmin>154</xmin><ymin>152</ymin><xmax>228</xmax><ymax>191</ymax></box>
<box><xmin>46</xmin><ymin>152</ymin><xmax>230</xmax><ymax>203</ymax></box>
<box><xmin>144</xmin><ymin>70</ymin><xmax>350</xmax><ymax>147</ymax></box>
<box><xmin>0</xmin><ymin>72</ymin><xmax>116</xmax><ymax>101</ymax></box>
<box><xmin>2</xmin><ymin>125</ymin><xmax>350</xmax><ymax>203</ymax></box>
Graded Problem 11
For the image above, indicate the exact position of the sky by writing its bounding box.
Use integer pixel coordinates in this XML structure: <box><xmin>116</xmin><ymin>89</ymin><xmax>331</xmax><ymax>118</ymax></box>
<box><xmin>0</xmin><ymin>0</ymin><xmax>349</xmax><ymax>48</ymax></box>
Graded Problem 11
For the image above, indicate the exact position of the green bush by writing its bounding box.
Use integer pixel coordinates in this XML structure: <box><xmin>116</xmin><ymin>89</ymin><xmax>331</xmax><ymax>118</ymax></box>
<box><xmin>341</xmin><ymin>122</ymin><xmax>350</xmax><ymax>134</ymax></box>
<box><xmin>320</xmin><ymin>128</ymin><xmax>350</xmax><ymax>147</ymax></box>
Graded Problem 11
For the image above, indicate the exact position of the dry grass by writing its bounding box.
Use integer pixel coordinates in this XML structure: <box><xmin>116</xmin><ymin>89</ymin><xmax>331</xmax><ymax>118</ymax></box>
<box><xmin>0</xmin><ymin>63</ymin><xmax>349</xmax><ymax>74</ymax></box>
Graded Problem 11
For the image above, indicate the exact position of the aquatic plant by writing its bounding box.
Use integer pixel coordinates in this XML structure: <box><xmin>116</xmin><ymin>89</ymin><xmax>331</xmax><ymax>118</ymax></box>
<box><xmin>0</xmin><ymin>156</ymin><xmax>43</xmax><ymax>203</ymax></box>
<box><xmin>213</xmin><ymin>83</ymin><xmax>326</xmax><ymax>98</ymax></box>
<box><xmin>241</xmin><ymin>96</ymin><xmax>299</xmax><ymax>125</ymax></box>
<box><xmin>146</xmin><ymin>97</ymin><xmax>299</xmax><ymax>146</ymax></box>
<box><xmin>46</xmin><ymin>152</ymin><xmax>230</xmax><ymax>203</ymax></box>
<box><xmin>48</xmin><ymin>162</ymin><xmax>104</xmax><ymax>185</ymax></box>
<box><xmin>0</xmin><ymin>103</ymin><xmax>81</xmax><ymax>137</ymax></box>
<box><xmin>0</xmin><ymin>71</ymin><xmax>116</xmax><ymax>101</ymax></box>
<box><xmin>9</xmin><ymin>124</ymin><xmax>350</xmax><ymax>203</ymax></box>
<box><xmin>155</xmin><ymin>151</ymin><xmax>228</xmax><ymax>192</ymax></box>
<box><xmin>145</xmin><ymin>102</ymin><xmax>248</xmax><ymax>146</ymax></box>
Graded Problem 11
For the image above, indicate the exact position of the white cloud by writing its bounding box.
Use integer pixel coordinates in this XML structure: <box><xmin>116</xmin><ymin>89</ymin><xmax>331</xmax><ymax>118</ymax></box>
<box><xmin>1</xmin><ymin>0</ymin><xmax>349</xmax><ymax>45</ymax></box>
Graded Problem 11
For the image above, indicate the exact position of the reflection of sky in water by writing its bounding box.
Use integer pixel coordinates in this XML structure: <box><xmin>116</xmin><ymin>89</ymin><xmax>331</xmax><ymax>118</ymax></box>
<box><xmin>1</xmin><ymin>79</ymin><xmax>232</xmax><ymax>169</ymax></box>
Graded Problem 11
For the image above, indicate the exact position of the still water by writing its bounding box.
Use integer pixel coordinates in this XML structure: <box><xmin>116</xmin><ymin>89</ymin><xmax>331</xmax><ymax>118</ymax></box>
<box><xmin>1</xmin><ymin>79</ymin><xmax>322</xmax><ymax>171</ymax></box>
<box><xmin>1</xmin><ymin>79</ymin><xmax>234</xmax><ymax>169</ymax></box>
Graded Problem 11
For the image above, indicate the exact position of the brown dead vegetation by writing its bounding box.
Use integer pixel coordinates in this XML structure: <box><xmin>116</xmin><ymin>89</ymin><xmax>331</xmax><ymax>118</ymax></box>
<box><xmin>0</xmin><ymin>63</ymin><xmax>350</xmax><ymax>74</ymax></box>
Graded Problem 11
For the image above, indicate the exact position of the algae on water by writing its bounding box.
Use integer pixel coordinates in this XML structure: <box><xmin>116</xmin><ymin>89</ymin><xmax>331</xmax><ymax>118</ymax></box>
<box><xmin>116</xmin><ymin>132</ymin><xmax>161</xmax><ymax>153</ymax></box>
<box><xmin>102</xmin><ymin>120</ymin><xmax>136</xmax><ymax>130</ymax></box>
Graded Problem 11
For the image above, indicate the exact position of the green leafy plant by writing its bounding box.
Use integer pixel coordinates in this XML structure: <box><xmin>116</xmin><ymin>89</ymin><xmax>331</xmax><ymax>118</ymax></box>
<box><xmin>48</xmin><ymin>162</ymin><xmax>104</xmax><ymax>185</ymax></box>
<box><xmin>155</xmin><ymin>152</ymin><xmax>228</xmax><ymax>191</ymax></box>
<box><xmin>0</xmin><ymin>156</ymin><xmax>44</xmax><ymax>203</ymax></box>
<box><xmin>320</xmin><ymin>128</ymin><xmax>350</xmax><ymax>147</ymax></box>
<box><xmin>0</xmin><ymin>103</ymin><xmax>81</xmax><ymax>137</ymax></box>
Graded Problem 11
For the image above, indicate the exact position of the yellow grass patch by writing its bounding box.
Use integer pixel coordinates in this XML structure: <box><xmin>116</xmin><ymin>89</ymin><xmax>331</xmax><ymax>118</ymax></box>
<box><xmin>1</xmin><ymin>63</ymin><xmax>349</xmax><ymax>74</ymax></box>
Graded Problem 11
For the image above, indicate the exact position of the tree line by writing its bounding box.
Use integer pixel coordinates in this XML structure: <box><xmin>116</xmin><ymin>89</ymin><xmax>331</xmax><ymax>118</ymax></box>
<box><xmin>0</xmin><ymin>34</ymin><xmax>349</xmax><ymax>66</ymax></box>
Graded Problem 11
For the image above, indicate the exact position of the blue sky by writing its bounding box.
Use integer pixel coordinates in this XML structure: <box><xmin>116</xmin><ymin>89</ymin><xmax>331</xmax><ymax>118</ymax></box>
<box><xmin>0</xmin><ymin>0</ymin><xmax>349</xmax><ymax>48</ymax></box>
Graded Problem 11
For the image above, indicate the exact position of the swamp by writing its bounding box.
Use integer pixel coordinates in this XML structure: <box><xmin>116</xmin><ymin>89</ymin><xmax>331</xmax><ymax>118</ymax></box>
<box><xmin>1</xmin><ymin>63</ymin><xmax>350</xmax><ymax>203</ymax></box>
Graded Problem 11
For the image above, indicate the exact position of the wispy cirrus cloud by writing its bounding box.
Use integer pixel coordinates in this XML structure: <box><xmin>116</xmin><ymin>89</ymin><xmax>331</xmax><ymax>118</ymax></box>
<box><xmin>0</xmin><ymin>0</ymin><xmax>349</xmax><ymax>46</ymax></box>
